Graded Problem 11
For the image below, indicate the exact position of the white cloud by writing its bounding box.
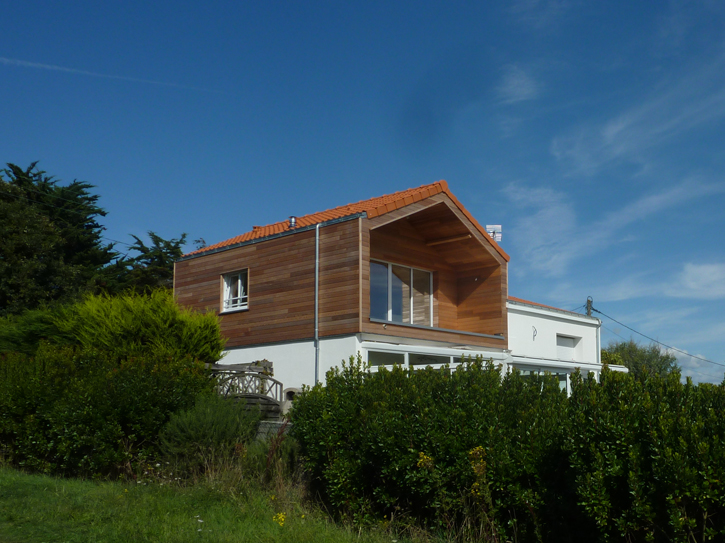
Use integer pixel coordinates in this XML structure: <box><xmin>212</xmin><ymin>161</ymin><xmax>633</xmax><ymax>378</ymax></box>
<box><xmin>549</xmin><ymin>261</ymin><xmax>725</xmax><ymax>305</ymax></box>
<box><xmin>502</xmin><ymin>183</ymin><xmax>576</xmax><ymax>276</ymax></box>
<box><xmin>669</xmin><ymin>319</ymin><xmax>725</xmax><ymax>346</ymax></box>
<box><xmin>656</xmin><ymin>0</ymin><xmax>724</xmax><ymax>51</ymax></box>
<box><xmin>591</xmin><ymin>274</ymin><xmax>661</xmax><ymax>302</ymax></box>
<box><xmin>497</xmin><ymin>115</ymin><xmax>524</xmax><ymax>138</ymax></box>
<box><xmin>666</xmin><ymin>263</ymin><xmax>725</xmax><ymax>299</ymax></box>
<box><xmin>673</xmin><ymin>350</ymin><xmax>725</xmax><ymax>384</ymax></box>
<box><xmin>551</xmin><ymin>48</ymin><xmax>725</xmax><ymax>176</ymax></box>
<box><xmin>497</xmin><ymin>65</ymin><xmax>541</xmax><ymax>104</ymax></box>
<box><xmin>504</xmin><ymin>179</ymin><xmax>723</xmax><ymax>277</ymax></box>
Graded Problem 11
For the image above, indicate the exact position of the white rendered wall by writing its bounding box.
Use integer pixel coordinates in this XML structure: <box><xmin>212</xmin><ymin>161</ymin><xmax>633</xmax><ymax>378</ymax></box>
<box><xmin>220</xmin><ymin>336</ymin><xmax>361</xmax><ymax>390</ymax></box>
<box><xmin>507</xmin><ymin>302</ymin><xmax>600</xmax><ymax>365</ymax></box>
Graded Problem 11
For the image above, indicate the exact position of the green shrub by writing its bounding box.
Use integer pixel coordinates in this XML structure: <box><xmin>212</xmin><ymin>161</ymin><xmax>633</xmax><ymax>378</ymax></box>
<box><xmin>291</xmin><ymin>356</ymin><xmax>570</xmax><ymax>540</ymax></box>
<box><xmin>567</xmin><ymin>368</ymin><xmax>725</xmax><ymax>542</ymax></box>
<box><xmin>0</xmin><ymin>308</ymin><xmax>64</xmax><ymax>355</ymax></box>
<box><xmin>52</xmin><ymin>289</ymin><xmax>225</xmax><ymax>363</ymax></box>
<box><xmin>0</xmin><ymin>343</ymin><xmax>212</xmax><ymax>476</ymax></box>
<box><xmin>160</xmin><ymin>393</ymin><xmax>260</xmax><ymax>473</ymax></box>
<box><xmin>293</xmin><ymin>357</ymin><xmax>725</xmax><ymax>542</ymax></box>
<box><xmin>0</xmin><ymin>290</ymin><xmax>225</xmax><ymax>363</ymax></box>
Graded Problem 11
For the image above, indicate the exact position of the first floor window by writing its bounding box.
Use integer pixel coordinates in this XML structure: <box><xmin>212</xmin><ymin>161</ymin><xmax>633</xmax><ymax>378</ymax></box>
<box><xmin>370</xmin><ymin>260</ymin><xmax>432</xmax><ymax>326</ymax></box>
<box><xmin>223</xmin><ymin>270</ymin><xmax>248</xmax><ymax>311</ymax></box>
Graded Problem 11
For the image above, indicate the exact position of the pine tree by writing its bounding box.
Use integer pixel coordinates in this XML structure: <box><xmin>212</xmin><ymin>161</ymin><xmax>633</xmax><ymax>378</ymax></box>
<box><xmin>0</xmin><ymin>163</ymin><xmax>116</xmax><ymax>316</ymax></box>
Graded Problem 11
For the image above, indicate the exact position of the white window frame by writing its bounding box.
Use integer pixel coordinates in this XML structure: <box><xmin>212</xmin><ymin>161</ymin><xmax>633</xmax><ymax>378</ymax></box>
<box><xmin>222</xmin><ymin>270</ymin><xmax>249</xmax><ymax>312</ymax></box>
<box><xmin>556</xmin><ymin>334</ymin><xmax>580</xmax><ymax>361</ymax></box>
<box><xmin>371</xmin><ymin>259</ymin><xmax>434</xmax><ymax>326</ymax></box>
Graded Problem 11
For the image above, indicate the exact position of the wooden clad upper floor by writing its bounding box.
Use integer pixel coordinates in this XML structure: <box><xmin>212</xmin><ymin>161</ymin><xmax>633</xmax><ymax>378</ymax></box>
<box><xmin>174</xmin><ymin>183</ymin><xmax>508</xmax><ymax>351</ymax></box>
<box><xmin>362</xmin><ymin>193</ymin><xmax>507</xmax><ymax>349</ymax></box>
<box><xmin>174</xmin><ymin>218</ymin><xmax>361</xmax><ymax>349</ymax></box>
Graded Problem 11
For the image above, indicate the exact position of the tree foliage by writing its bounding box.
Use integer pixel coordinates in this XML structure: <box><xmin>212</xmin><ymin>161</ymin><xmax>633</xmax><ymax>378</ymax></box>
<box><xmin>603</xmin><ymin>339</ymin><xmax>679</xmax><ymax>379</ymax></box>
<box><xmin>116</xmin><ymin>231</ymin><xmax>187</xmax><ymax>292</ymax></box>
<box><xmin>1</xmin><ymin>162</ymin><xmax>189</xmax><ymax>315</ymax></box>
<box><xmin>0</xmin><ymin>344</ymin><xmax>213</xmax><ymax>476</ymax></box>
<box><xmin>0</xmin><ymin>163</ymin><xmax>115</xmax><ymax>316</ymax></box>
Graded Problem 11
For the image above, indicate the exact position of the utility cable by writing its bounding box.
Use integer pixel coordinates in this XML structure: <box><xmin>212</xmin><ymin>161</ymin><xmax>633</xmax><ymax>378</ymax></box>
<box><xmin>592</xmin><ymin>306</ymin><xmax>725</xmax><ymax>368</ymax></box>
<box><xmin>601</xmin><ymin>323</ymin><xmax>628</xmax><ymax>342</ymax></box>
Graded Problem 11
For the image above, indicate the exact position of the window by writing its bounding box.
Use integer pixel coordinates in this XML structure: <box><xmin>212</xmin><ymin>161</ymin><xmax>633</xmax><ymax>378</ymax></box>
<box><xmin>370</xmin><ymin>260</ymin><xmax>432</xmax><ymax>326</ymax></box>
<box><xmin>515</xmin><ymin>366</ymin><xmax>570</xmax><ymax>394</ymax></box>
<box><xmin>368</xmin><ymin>350</ymin><xmax>405</xmax><ymax>367</ymax></box>
<box><xmin>222</xmin><ymin>270</ymin><xmax>248</xmax><ymax>312</ymax></box>
<box><xmin>556</xmin><ymin>335</ymin><xmax>580</xmax><ymax>361</ymax></box>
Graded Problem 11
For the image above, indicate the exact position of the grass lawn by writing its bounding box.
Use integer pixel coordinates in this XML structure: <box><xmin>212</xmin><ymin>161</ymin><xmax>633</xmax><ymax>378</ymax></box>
<box><xmin>0</xmin><ymin>468</ymin><xmax>406</xmax><ymax>543</ymax></box>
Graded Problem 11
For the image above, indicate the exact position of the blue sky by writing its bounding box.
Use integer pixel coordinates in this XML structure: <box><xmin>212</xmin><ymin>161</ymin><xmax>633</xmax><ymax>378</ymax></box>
<box><xmin>2</xmin><ymin>1</ymin><xmax>724</xmax><ymax>382</ymax></box>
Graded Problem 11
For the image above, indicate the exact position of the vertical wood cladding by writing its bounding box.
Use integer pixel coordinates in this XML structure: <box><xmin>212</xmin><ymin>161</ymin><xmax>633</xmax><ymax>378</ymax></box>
<box><xmin>456</xmin><ymin>265</ymin><xmax>505</xmax><ymax>336</ymax></box>
<box><xmin>174</xmin><ymin>220</ymin><xmax>360</xmax><ymax>348</ymax></box>
<box><xmin>367</xmin><ymin>214</ymin><xmax>508</xmax><ymax>345</ymax></box>
<box><xmin>175</xmin><ymin>195</ymin><xmax>508</xmax><ymax>351</ymax></box>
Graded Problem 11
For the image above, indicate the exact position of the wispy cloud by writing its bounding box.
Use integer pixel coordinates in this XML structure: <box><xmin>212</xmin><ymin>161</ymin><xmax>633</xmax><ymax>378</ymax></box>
<box><xmin>551</xmin><ymin>48</ymin><xmax>725</xmax><ymax>176</ymax></box>
<box><xmin>673</xmin><ymin>348</ymin><xmax>725</xmax><ymax>384</ymax></box>
<box><xmin>595</xmin><ymin>262</ymin><xmax>725</xmax><ymax>302</ymax></box>
<box><xmin>497</xmin><ymin>65</ymin><xmax>541</xmax><ymax>104</ymax></box>
<box><xmin>656</xmin><ymin>0</ymin><xmax>724</xmax><ymax>51</ymax></box>
<box><xmin>0</xmin><ymin>57</ymin><xmax>225</xmax><ymax>94</ymax></box>
<box><xmin>502</xmin><ymin>183</ymin><xmax>576</xmax><ymax>276</ymax></box>
<box><xmin>504</xmin><ymin>178</ymin><xmax>725</xmax><ymax>277</ymax></box>
<box><xmin>665</xmin><ymin>263</ymin><xmax>725</xmax><ymax>299</ymax></box>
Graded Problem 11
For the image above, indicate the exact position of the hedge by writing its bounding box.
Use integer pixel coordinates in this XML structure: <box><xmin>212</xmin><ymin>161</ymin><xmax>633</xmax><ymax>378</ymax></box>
<box><xmin>291</xmin><ymin>356</ymin><xmax>725</xmax><ymax>542</ymax></box>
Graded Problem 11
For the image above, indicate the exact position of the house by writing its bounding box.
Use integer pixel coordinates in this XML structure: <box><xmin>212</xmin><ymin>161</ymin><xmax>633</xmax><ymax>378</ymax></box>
<box><xmin>174</xmin><ymin>181</ymin><xmax>625</xmax><ymax>391</ymax></box>
<box><xmin>506</xmin><ymin>297</ymin><xmax>609</xmax><ymax>395</ymax></box>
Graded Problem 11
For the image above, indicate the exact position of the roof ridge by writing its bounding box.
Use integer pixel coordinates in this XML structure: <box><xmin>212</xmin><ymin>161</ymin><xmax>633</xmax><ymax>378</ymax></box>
<box><xmin>508</xmin><ymin>296</ymin><xmax>592</xmax><ymax>318</ymax></box>
<box><xmin>183</xmin><ymin>180</ymin><xmax>508</xmax><ymax>261</ymax></box>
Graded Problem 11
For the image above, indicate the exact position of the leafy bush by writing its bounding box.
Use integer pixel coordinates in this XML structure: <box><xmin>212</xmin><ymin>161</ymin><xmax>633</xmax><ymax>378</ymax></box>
<box><xmin>0</xmin><ymin>343</ymin><xmax>213</xmax><ymax>476</ymax></box>
<box><xmin>0</xmin><ymin>290</ymin><xmax>226</xmax><ymax>363</ymax></box>
<box><xmin>293</xmin><ymin>358</ymin><xmax>725</xmax><ymax>542</ymax></box>
<box><xmin>160</xmin><ymin>393</ymin><xmax>260</xmax><ymax>473</ymax></box>
<box><xmin>0</xmin><ymin>308</ymin><xmax>64</xmax><ymax>355</ymax></box>
<box><xmin>568</xmin><ymin>368</ymin><xmax>725</xmax><ymax>542</ymax></box>
<box><xmin>53</xmin><ymin>289</ymin><xmax>225</xmax><ymax>363</ymax></box>
<box><xmin>291</xmin><ymin>356</ymin><xmax>570</xmax><ymax>540</ymax></box>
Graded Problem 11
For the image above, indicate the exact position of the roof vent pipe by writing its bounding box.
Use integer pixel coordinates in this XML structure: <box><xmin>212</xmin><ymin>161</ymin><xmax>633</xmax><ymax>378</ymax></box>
<box><xmin>289</xmin><ymin>216</ymin><xmax>296</xmax><ymax>229</ymax></box>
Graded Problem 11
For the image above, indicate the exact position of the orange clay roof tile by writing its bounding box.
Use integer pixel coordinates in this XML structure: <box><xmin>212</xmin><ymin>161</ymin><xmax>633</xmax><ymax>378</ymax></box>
<box><xmin>183</xmin><ymin>180</ymin><xmax>509</xmax><ymax>260</ymax></box>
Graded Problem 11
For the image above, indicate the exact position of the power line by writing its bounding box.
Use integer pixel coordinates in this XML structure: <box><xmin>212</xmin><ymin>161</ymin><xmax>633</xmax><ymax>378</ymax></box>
<box><xmin>592</xmin><ymin>306</ymin><xmax>725</xmax><ymax>368</ymax></box>
<box><xmin>601</xmin><ymin>323</ymin><xmax>628</xmax><ymax>342</ymax></box>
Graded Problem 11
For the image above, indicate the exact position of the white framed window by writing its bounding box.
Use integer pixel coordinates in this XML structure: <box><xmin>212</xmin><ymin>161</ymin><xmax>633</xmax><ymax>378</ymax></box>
<box><xmin>370</xmin><ymin>260</ymin><xmax>433</xmax><ymax>326</ymax></box>
<box><xmin>222</xmin><ymin>270</ymin><xmax>248</xmax><ymax>312</ymax></box>
<box><xmin>556</xmin><ymin>334</ymin><xmax>580</xmax><ymax>361</ymax></box>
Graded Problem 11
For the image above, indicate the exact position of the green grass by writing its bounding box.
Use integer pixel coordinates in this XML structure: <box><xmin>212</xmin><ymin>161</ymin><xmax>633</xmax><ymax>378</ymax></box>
<box><xmin>0</xmin><ymin>468</ymin><xmax>413</xmax><ymax>543</ymax></box>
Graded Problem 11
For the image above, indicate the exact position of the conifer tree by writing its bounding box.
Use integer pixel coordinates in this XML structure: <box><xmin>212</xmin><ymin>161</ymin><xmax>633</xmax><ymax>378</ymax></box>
<box><xmin>0</xmin><ymin>163</ymin><xmax>115</xmax><ymax>316</ymax></box>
